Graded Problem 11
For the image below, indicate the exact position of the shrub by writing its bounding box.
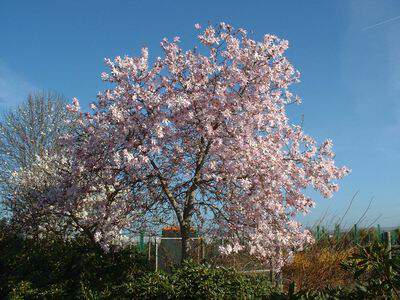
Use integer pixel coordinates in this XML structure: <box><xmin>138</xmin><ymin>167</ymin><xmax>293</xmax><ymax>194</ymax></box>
<box><xmin>342</xmin><ymin>241</ymin><xmax>400</xmax><ymax>298</ymax></box>
<box><xmin>0</xmin><ymin>223</ymin><xmax>150</xmax><ymax>299</ymax></box>
<box><xmin>282</xmin><ymin>243</ymin><xmax>354</xmax><ymax>290</ymax></box>
<box><xmin>120</xmin><ymin>261</ymin><xmax>274</xmax><ymax>299</ymax></box>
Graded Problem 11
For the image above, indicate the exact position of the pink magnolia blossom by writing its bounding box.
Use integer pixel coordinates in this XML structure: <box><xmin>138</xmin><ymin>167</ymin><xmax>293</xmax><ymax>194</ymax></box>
<box><xmin>61</xmin><ymin>22</ymin><xmax>349</xmax><ymax>269</ymax></box>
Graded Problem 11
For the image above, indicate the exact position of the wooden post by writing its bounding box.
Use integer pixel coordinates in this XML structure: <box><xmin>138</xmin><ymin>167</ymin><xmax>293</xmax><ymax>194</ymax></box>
<box><xmin>385</xmin><ymin>231</ymin><xmax>392</xmax><ymax>263</ymax></box>
<box><xmin>201</xmin><ymin>237</ymin><xmax>205</xmax><ymax>262</ymax></box>
<box><xmin>147</xmin><ymin>239</ymin><xmax>151</xmax><ymax>262</ymax></box>
<box><xmin>384</xmin><ymin>231</ymin><xmax>393</xmax><ymax>298</ymax></box>
<box><xmin>377</xmin><ymin>224</ymin><xmax>382</xmax><ymax>242</ymax></box>
<box><xmin>155</xmin><ymin>237</ymin><xmax>159</xmax><ymax>272</ymax></box>
<box><xmin>197</xmin><ymin>238</ymin><xmax>201</xmax><ymax>263</ymax></box>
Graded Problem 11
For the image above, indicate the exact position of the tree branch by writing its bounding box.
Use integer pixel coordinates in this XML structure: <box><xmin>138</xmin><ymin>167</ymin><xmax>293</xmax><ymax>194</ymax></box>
<box><xmin>149</xmin><ymin>158</ymin><xmax>182</xmax><ymax>223</ymax></box>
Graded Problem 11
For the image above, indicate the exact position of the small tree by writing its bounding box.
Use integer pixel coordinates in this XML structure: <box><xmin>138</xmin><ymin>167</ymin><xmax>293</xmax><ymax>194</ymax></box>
<box><xmin>0</xmin><ymin>91</ymin><xmax>71</xmax><ymax>231</ymax></box>
<box><xmin>58</xmin><ymin>23</ymin><xmax>348</xmax><ymax>269</ymax></box>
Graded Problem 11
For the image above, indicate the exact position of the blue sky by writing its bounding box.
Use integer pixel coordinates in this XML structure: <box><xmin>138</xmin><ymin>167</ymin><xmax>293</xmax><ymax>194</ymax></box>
<box><xmin>1</xmin><ymin>0</ymin><xmax>400</xmax><ymax>228</ymax></box>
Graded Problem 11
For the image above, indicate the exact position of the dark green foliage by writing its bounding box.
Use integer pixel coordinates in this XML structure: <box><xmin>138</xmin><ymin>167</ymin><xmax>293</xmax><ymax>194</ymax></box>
<box><xmin>3</xmin><ymin>218</ymin><xmax>400</xmax><ymax>299</ymax></box>
<box><xmin>0</xmin><ymin>221</ymin><xmax>274</xmax><ymax>299</ymax></box>
<box><xmin>341</xmin><ymin>241</ymin><xmax>400</xmax><ymax>298</ymax></box>
<box><xmin>166</xmin><ymin>262</ymin><xmax>272</xmax><ymax>298</ymax></box>
<box><xmin>0</xmin><ymin>221</ymin><xmax>150</xmax><ymax>299</ymax></box>
<box><xmin>122</xmin><ymin>261</ymin><xmax>274</xmax><ymax>299</ymax></box>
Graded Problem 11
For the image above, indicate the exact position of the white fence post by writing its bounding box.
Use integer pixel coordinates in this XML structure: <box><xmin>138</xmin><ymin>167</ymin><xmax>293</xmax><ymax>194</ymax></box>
<box><xmin>155</xmin><ymin>237</ymin><xmax>159</xmax><ymax>271</ymax></box>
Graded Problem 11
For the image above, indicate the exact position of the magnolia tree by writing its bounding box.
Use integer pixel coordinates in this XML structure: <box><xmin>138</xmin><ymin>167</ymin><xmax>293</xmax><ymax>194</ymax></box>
<box><xmin>61</xmin><ymin>23</ymin><xmax>349</xmax><ymax>269</ymax></box>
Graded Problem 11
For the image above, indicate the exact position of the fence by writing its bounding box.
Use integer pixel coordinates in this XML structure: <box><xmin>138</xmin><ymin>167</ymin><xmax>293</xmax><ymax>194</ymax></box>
<box><xmin>128</xmin><ymin>224</ymin><xmax>400</xmax><ymax>290</ymax></box>
<box><xmin>132</xmin><ymin>235</ymin><xmax>269</xmax><ymax>273</ymax></box>
<box><xmin>313</xmin><ymin>224</ymin><xmax>400</xmax><ymax>246</ymax></box>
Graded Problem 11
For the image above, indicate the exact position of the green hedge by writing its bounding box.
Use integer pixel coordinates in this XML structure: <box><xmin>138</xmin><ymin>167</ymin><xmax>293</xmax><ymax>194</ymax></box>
<box><xmin>2</xmin><ymin>221</ymin><xmax>399</xmax><ymax>299</ymax></box>
<box><xmin>0</xmin><ymin>224</ymin><xmax>150</xmax><ymax>299</ymax></box>
<box><xmin>121</xmin><ymin>262</ymin><xmax>274</xmax><ymax>299</ymax></box>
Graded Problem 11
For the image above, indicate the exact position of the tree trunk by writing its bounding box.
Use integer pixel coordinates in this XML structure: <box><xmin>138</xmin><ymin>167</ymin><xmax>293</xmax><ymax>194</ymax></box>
<box><xmin>180</xmin><ymin>223</ymin><xmax>190</xmax><ymax>264</ymax></box>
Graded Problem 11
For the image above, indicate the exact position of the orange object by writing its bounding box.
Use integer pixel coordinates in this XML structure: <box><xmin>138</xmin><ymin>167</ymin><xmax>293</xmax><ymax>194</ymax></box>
<box><xmin>162</xmin><ymin>226</ymin><xmax>195</xmax><ymax>232</ymax></box>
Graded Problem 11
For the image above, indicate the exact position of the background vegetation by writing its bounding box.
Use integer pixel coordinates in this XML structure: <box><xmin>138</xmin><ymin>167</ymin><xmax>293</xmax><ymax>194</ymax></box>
<box><xmin>2</xmin><ymin>218</ymin><xmax>400</xmax><ymax>299</ymax></box>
